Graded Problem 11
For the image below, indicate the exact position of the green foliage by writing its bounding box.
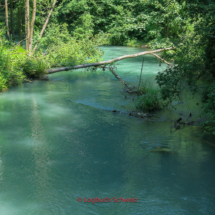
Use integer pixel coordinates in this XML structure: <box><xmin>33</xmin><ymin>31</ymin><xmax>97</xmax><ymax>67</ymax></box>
<box><xmin>45</xmin><ymin>38</ymin><xmax>103</xmax><ymax>68</ymax></box>
<box><xmin>38</xmin><ymin>24</ymin><xmax>103</xmax><ymax>68</ymax></box>
<box><xmin>202</xmin><ymin>84</ymin><xmax>215</xmax><ymax>135</ymax></box>
<box><xmin>72</xmin><ymin>13</ymin><xmax>95</xmax><ymax>39</ymax></box>
<box><xmin>0</xmin><ymin>24</ymin><xmax>105</xmax><ymax>92</ymax></box>
<box><xmin>58</xmin><ymin>0</ymin><xmax>187</xmax><ymax>46</ymax></box>
<box><xmin>21</xmin><ymin>56</ymin><xmax>48</xmax><ymax>78</ymax></box>
<box><xmin>0</xmin><ymin>23</ymin><xmax>7</xmax><ymax>42</ymax></box>
<box><xmin>0</xmin><ymin>44</ymin><xmax>26</xmax><ymax>91</ymax></box>
<box><xmin>155</xmin><ymin>2</ymin><xmax>215</xmax><ymax>134</ymax></box>
<box><xmin>0</xmin><ymin>15</ymin><xmax>104</xmax><ymax>92</ymax></box>
<box><xmin>125</xmin><ymin>38</ymin><xmax>144</xmax><ymax>47</ymax></box>
<box><xmin>136</xmin><ymin>85</ymin><xmax>163</xmax><ymax>112</ymax></box>
<box><xmin>34</xmin><ymin>23</ymin><xmax>72</xmax><ymax>49</ymax></box>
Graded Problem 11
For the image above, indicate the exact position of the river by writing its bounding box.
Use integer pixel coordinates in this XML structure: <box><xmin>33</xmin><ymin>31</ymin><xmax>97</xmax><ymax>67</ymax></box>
<box><xmin>0</xmin><ymin>46</ymin><xmax>215</xmax><ymax>215</ymax></box>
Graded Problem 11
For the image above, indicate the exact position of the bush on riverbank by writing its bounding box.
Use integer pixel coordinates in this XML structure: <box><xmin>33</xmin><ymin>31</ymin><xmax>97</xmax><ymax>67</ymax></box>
<box><xmin>0</xmin><ymin>24</ymin><xmax>104</xmax><ymax>91</ymax></box>
<box><xmin>155</xmin><ymin>2</ymin><xmax>215</xmax><ymax>134</ymax></box>
<box><xmin>136</xmin><ymin>86</ymin><xmax>163</xmax><ymax>112</ymax></box>
<box><xmin>124</xmin><ymin>38</ymin><xmax>145</xmax><ymax>47</ymax></box>
<box><xmin>35</xmin><ymin>23</ymin><xmax>104</xmax><ymax>68</ymax></box>
<box><xmin>0</xmin><ymin>45</ymin><xmax>26</xmax><ymax>91</ymax></box>
<box><xmin>202</xmin><ymin>84</ymin><xmax>215</xmax><ymax>135</ymax></box>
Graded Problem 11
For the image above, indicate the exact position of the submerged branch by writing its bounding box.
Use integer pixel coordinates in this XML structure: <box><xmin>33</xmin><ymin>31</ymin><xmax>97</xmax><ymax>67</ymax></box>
<box><xmin>108</xmin><ymin>66</ymin><xmax>128</xmax><ymax>87</ymax></box>
<box><xmin>46</xmin><ymin>47</ymin><xmax>174</xmax><ymax>74</ymax></box>
<box><xmin>138</xmin><ymin>57</ymin><xmax>144</xmax><ymax>90</ymax></box>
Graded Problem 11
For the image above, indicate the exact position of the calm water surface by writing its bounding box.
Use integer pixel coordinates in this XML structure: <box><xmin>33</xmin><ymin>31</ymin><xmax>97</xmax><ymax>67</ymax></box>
<box><xmin>0</xmin><ymin>46</ymin><xmax>215</xmax><ymax>215</ymax></box>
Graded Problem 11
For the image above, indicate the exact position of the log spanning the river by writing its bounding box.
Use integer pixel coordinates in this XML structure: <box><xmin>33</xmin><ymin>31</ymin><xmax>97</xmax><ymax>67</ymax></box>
<box><xmin>46</xmin><ymin>47</ymin><xmax>174</xmax><ymax>74</ymax></box>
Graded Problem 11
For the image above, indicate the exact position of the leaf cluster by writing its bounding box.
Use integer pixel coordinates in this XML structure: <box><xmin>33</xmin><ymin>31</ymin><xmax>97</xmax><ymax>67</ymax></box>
<box><xmin>156</xmin><ymin>2</ymin><xmax>215</xmax><ymax>134</ymax></box>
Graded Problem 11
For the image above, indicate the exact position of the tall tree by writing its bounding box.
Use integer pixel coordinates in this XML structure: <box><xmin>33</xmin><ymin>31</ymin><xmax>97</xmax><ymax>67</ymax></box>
<box><xmin>25</xmin><ymin>0</ymin><xmax>30</xmax><ymax>51</ymax></box>
<box><xmin>18</xmin><ymin>0</ymin><xmax>23</xmax><ymax>45</ymax></box>
<box><xmin>5</xmin><ymin>0</ymin><xmax>10</xmax><ymax>40</ymax></box>
<box><xmin>10</xmin><ymin>0</ymin><xmax>14</xmax><ymax>41</ymax></box>
<box><xmin>29</xmin><ymin>0</ymin><xmax>36</xmax><ymax>54</ymax></box>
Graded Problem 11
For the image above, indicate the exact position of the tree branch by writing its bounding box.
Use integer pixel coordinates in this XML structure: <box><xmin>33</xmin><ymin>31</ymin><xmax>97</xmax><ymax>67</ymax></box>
<box><xmin>46</xmin><ymin>47</ymin><xmax>175</xmax><ymax>74</ymax></box>
<box><xmin>150</xmin><ymin>53</ymin><xmax>173</xmax><ymax>65</ymax></box>
<box><xmin>32</xmin><ymin>0</ymin><xmax>57</xmax><ymax>53</ymax></box>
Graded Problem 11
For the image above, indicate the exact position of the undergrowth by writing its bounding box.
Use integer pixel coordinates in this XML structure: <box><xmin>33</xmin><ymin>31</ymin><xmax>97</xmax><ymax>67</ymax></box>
<box><xmin>136</xmin><ymin>83</ymin><xmax>164</xmax><ymax>112</ymax></box>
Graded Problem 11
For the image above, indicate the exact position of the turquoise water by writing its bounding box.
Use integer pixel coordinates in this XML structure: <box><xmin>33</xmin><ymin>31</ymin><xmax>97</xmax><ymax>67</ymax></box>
<box><xmin>0</xmin><ymin>46</ymin><xmax>215</xmax><ymax>215</ymax></box>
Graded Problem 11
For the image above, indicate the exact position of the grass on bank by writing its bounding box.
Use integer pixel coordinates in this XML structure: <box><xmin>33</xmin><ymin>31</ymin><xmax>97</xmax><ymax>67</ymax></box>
<box><xmin>136</xmin><ymin>83</ymin><xmax>164</xmax><ymax>112</ymax></box>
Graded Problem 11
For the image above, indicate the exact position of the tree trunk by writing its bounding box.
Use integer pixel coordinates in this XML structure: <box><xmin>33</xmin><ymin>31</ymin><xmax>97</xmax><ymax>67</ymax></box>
<box><xmin>29</xmin><ymin>0</ymin><xmax>36</xmax><ymax>55</ymax></box>
<box><xmin>32</xmin><ymin>0</ymin><xmax>57</xmax><ymax>53</ymax></box>
<box><xmin>25</xmin><ymin>0</ymin><xmax>30</xmax><ymax>51</ymax></box>
<box><xmin>10</xmin><ymin>0</ymin><xmax>14</xmax><ymax>41</ymax></box>
<box><xmin>18</xmin><ymin>1</ymin><xmax>23</xmax><ymax>45</ymax></box>
<box><xmin>46</xmin><ymin>47</ymin><xmax>174</xmax><ymax>74</ymax></box>
<box><xmin>5</xmin><ymin>0</ymin><xmax>10</xmax><ymax>40</ymax></box>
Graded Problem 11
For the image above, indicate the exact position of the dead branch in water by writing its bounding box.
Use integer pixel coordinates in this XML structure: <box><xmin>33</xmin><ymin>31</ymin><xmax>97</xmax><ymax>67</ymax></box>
<box><xmin>138</xmin><ymin>57</ymin><xmax>144</xmax><ymax>91</ymax></box>
<box><xmin>108</xmin><ymin>66</ymin><xmax>128</xmax><ymax>87</ymax></box>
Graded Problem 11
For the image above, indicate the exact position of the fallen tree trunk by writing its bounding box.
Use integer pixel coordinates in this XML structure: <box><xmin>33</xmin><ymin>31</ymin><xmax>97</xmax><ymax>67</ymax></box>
<box><xmin>46</xmin><ymin>47</ymin><xmax>174</xmax><ymax>74</ymax></box>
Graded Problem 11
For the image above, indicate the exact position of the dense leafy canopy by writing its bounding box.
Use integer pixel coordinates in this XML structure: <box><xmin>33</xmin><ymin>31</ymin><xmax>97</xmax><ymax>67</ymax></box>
<box><xmin>156</xmin><ymin>1</ymin><xmax>215</xmax><ymax>134</ymax></box>
<box><xmin>56</xmin><ymin>0</ymin><xmax>187</xmax><ymax>45</ymax></box>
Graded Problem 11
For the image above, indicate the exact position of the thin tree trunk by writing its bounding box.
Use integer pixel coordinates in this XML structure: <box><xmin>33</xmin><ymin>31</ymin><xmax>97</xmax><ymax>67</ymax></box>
<box><xmin>25</xmin><ymin>0</ymin><xmax>30</xmax><ymax>51</ymax></box>
<box><xmin>46</xmin><ymin>47</ymin><xmax>174</xmax><ymax>74</ymax></box>
<box><xmin>5</xmin><ymin>0</ymin><xmax>10</xmax><ymax>40</ymax></box>
<box><xmin>18</xmin><ymin>1</ymin><xmax>23</xmax><ymax>45</ymax></box>
<box><xmin>32</xmin><ymin>0</ymin><xmax>57</xmax><ymax>53</ymax></box>
<box><xmin>29</xmin><ymin>0</ymin><xmax>36</xmax><ymax>55</ymax></box>
<box><xmin>10</xmin><ymin>0</ymin><xmax>14</xmax><ymax>41</ymax></box>
<box><xmin>138</xmin><ymin>57</ymin><xmax>144</xmax><ymax>91</ymax></box>
<box><xmin>164</xmin><ymin>17</ymin><xmax>169</xmax><ymax>38</ymax></box>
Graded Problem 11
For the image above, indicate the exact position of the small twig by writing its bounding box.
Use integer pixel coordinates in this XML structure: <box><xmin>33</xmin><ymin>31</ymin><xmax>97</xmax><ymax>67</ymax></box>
<box><xmin>8</xmin><ymin>38</ymin><xmax>27</xmax><ymax>51</ymax></box>
<box><xmin>151</xmin><ymin>53</ymin><xmax>173</xmax><ymax>65</ymax></box>
<box><xmin>42</xmin><ymin>51</ymin><xmax>49</xmax><ymax>56</ymax></box>
<box><xmin>24</xmin><ymin>79</ymin><xmax>32</xmax><ymax>82</ymax></box>
<box><xmin>120</xmin><ymin>91</ymin><xmax>127</xmax><ymax>99</ymax></box>
<box><xmin>109</xmin><ymin>66</ymin><xmax>128</xmax><ymax>87</ymax></box>
<box><xmin>138</xmin><ymin>57</ymin><xmax>144</xmax><ymax>91</ymax></box>
<box><xmin>14</xmin><ymin>38</ymin><xmax>27</xmax><ymax>47</ymax></box>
